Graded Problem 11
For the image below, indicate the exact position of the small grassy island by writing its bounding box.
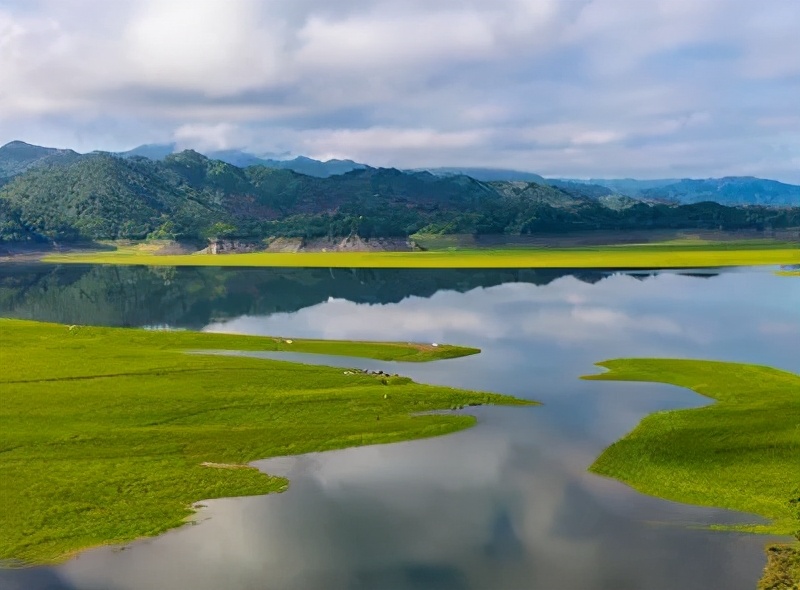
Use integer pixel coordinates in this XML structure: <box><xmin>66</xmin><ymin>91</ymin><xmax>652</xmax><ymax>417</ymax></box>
<box><xmin>38</xmin><ymin>239</ymin><xmax>800</xmax><ymax>269</ymax></box>
<box><xmin>0</xmin><ymin>319</ymin><xmax>529</xmax><ymax>565</ymax></box>
<box><xmin>583</xmin><ymin>359</ymin><xmax>800</xmax><ymax>588</ymax></box>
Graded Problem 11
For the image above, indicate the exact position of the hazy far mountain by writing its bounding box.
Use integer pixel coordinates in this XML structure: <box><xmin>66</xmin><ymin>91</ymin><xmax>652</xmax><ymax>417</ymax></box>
<box><xmin>0</xmin><ymin>141</ymin><xmax>82</xmax><ymax>181</ymax></box>
<box><xmin>555</xmin><ymin>176</ymin><xmax>800</xmax><ymax>206</ymax></box>
<box><xmin>546</xmin><ymin>179</ymin><xmax>616</xmax><ymax>199</ymax></box>
<box><xmin>639</xmin><ymin>177</ymin><xmax>800</xmax><ymax>207</ymax></box>
<box><xmin>422</xmin><ymin>167</ymin><xmax>546</xmax><ymax>183</ymax></box>
<box><xmin>118</xmin><ymin>143</ymin><xmax>178</xmax><ymax>161</ymax></box>
<box><xmin>250</xmin><ymin>155</ymin><xmax>368</xmax><ymax>178</ymax></box>
<box><xmin>118</xmin><ymin>144</ymin><xmax>369</xmax><ymax>177</ymax></box>
<box><xmin>559</xmin><ymin>178</ymin><xmax>680</xmax><ymax>194</ymax></box>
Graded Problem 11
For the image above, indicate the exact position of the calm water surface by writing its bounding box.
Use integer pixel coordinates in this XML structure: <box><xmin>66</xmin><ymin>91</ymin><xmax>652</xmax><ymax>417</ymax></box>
<box><xmin>1</xmin><ymin>265</ymin><xmax>798</xmax><ymax>590</ymax></box>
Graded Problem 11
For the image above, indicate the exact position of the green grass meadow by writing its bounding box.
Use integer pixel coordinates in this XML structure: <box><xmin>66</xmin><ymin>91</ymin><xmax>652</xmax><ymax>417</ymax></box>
<box><xmin>0</xmin><ymin>319</ymin><xmax>528</xmax><ymax>565</ymax></box>
<box><xmin>41</xmin><ymin>241</ymin><xmax>800</xmax><ymax>268</ymax></box>
<box><xmin>583</xmin><ymin>359</ymin><xmax>800</xmax><ymax>536</ymax></box>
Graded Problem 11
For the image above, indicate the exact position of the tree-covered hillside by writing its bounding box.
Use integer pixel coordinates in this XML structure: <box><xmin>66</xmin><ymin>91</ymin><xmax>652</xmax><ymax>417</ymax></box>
<box><xmin>1</xmin><ymin>150</ymin><xmax>798</xmax><ymax>244</ymax></box>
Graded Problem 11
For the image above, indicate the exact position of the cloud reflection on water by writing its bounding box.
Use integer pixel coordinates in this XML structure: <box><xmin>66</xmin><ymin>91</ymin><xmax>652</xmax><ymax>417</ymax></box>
<box><xmin>205</xmin><ymin>271</ymin><xmax>799</xmax><ymax>370</ymax></box>
<box><xmin>53</xmin><ymin>409</ymin><xmax>770</xmax><ymax>590</ymax></box>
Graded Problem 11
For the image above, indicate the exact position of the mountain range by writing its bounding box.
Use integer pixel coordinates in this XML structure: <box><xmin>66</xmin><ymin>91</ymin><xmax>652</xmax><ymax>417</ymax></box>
<box><xmin>0</xmin><ymin>140</ymin><xmax>798</xmax><ymax>245</ymax></box>
<box><xmin>559</xmin><ymin>176</ymin><xmax>800</xmax><ymax>207</ymax></box>
<box><xmin>3</xmin><ymin>140</ymin><xmax>799</xmax><ymax>207</ymax></box>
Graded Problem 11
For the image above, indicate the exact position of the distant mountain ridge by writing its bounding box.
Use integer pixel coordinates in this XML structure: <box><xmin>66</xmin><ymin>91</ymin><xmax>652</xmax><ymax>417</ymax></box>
<box><xmin>640</xmin><ymin>177</ymin><xmax>800</xmax><ymax>207</ymax></box>
<box><xmin>417</xmin><ymin>167</ymin><xmax>547</xmax><ymax>183</ymax></box>
<box><xmin>2</xmin><ymin>140</ymin><xmax>799</xmax><ymax>208</ymax></box>
<box><xmin>558</xmin><ymin>176</ymin><xmax>800</xmax><ymax>207</ymax></box>
<box><xmin>117</xmin><ymin>143</ymin><xmax>369</xmax><ymax>178</ymax></box>
<box><xmin>560</xmin><ymin>178</ymin><xmax>680</xmax><ymax>193</ymax></box>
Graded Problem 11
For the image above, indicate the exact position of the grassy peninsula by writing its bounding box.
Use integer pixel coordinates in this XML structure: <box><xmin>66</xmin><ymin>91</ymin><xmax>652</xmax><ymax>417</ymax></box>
<box><xmin>41</xmin><ymin>241</ymin><xmax>800</xmax><ymax>268</ymax></box>
<box><xmin>0</xmin><ymin>319</ymin><xmax>526</xmax><ymax>565</ymax></box>
<box><xmin>583</xmin><ymin>359</ymin><xmax>800</xmax><ymax>587</ymax></box>
<box><xmin>584</xmin><ymin>359</ymin><xmax>799</xmax><ymax>534</ymax></box>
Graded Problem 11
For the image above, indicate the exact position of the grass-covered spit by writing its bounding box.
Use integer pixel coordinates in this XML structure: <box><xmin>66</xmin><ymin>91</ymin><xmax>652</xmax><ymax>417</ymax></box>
<box><xmin>583</xmin><ymin>359</ymin><xmax>800</xmax><ymax>588</ymax></box>
<box><xmin>0</xmin><ymin>319</ymin><xmax>527</xmax><ymax>564</ymax></box>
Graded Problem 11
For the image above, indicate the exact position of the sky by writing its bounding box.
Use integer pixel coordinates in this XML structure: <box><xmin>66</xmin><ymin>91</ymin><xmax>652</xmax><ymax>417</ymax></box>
<box><xmin>1</xmin><ymin>0</ymin><xmax>799</xmax><ymax>181</ymax></box>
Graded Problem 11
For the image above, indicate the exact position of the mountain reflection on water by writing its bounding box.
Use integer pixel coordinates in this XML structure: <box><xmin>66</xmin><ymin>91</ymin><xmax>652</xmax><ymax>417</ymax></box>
<box><xmin>0</xmin><ymin>264</ymin><xmax>671</xmax><ymax>330</ymax></box>
<box><xmin>0</xmin><ymin>264</ymin><xmax>798</xmax><ymax>590</ymax></box>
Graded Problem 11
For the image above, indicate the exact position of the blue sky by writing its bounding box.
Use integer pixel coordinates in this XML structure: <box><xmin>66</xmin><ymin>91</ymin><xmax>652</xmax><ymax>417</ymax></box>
<box><xmin>1</xmin><ymin>0</ymin><xmax>798</xmax><ymax>181</ymax></box>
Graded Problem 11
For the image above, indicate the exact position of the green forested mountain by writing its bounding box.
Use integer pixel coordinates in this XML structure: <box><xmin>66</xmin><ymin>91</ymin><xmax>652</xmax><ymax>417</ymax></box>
<box><xmin>1</xmin><ymin>149</ymin><xmax>798</xmax><ymax>244</ymax></box>
<box><xmin>0</xmin><ymin>153</ymin><xmax>225</xmax><ymax>242</ymax></box>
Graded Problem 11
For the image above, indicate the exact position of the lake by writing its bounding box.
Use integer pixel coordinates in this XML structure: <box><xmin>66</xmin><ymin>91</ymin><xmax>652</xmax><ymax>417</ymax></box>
<box><xmin>0</xmin><ymin>264</ymin><xmax>798</xmax><ymax>590</ymax></box>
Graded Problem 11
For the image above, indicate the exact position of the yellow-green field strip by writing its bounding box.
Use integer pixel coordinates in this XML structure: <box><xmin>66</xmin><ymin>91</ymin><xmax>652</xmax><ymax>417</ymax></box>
<box><xmin>41</xmin><ymin>245</ymin><xmax>800</xmax><ymax>268</ymax></box>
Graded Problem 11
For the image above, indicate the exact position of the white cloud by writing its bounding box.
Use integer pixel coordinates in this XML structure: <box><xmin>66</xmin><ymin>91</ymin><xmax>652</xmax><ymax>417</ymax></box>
<box><xmin>124</xmin><ymin>0</ymin><xmax>285</xmax><ymax>96</ymax></box>
<box><xmin>296</xmin><ymin>10</ymin><xmax>496</xmax><ymax>71</ymax></box>
<box><xmin>519</xmin><ymin>124</ymin><xmax>626</xmax><ymax>147</ymax></box>
<box><xmin>0</xmin><ymin>0</ymin><xmax>799</xmax><ymax>180</ymax></box>
<box><xmin>173</xmin><ymin>123</ymin><xmax>240</xmax><ymax>151</ymax></box>
<box><xmin>298</xmin><ymin>127</ymin><xmax>491</xmax><ymax>164</ymax></box>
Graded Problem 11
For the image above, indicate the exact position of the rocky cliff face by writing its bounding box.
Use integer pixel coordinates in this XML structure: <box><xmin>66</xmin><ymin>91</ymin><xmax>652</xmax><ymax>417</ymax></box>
<box><xmin>301</xmin><ymin>236</ymin><xmax>416</xmax><ymax>252</ymax></box>
<box><xmin>201</xmin><ymin>240</ymin><xmax>263</xmax><ymax>255</ymax></box>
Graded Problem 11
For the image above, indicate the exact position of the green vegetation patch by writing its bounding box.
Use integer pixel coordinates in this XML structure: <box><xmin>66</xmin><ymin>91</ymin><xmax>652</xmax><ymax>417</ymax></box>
<box><xmin>584</xmin><ymin>359</ymin><xmax>800</xmax><ymax>587</ymax></box>
<box><xmin>42</xmin><ymin>242</ymin><xmax>800</xmax><ymax>268</ymax></box>
<box><xmin>0</xmin><ymin>319</ymin><xmax>525</xmax><ymax>564</ymax></box>
<box><xmin>583</xmin><ymin>359</ymin><xmax>799</xmax><ymax>535</ymax></box>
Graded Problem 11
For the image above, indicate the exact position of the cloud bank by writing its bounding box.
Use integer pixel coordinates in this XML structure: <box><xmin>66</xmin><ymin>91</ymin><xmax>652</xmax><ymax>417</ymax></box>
<box><xmin>1</xmin><ymin>0</ymin><xmax>798</xmax><ymax>180</ymax></box>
